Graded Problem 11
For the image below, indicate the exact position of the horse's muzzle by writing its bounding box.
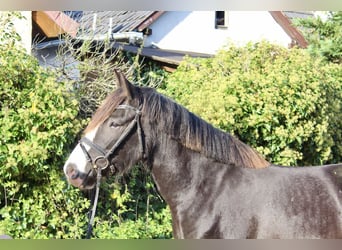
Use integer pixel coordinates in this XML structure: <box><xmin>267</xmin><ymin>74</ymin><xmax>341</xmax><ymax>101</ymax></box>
<box><xmin>65</xmin><ymin>164</ymin><xmax>96</xmax><ymax>190</ymax></box>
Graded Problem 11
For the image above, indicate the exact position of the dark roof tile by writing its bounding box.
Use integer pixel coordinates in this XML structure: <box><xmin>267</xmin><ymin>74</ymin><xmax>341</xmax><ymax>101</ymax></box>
<box><xmin>72</xmin><ymin>11</ymin><xmax>157</xmax><ymax>37</ymax></box>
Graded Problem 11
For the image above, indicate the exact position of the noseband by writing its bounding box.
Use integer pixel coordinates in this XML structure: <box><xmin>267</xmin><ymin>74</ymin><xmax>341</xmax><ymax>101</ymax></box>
<box><xmin>78</xmin><ymin>104</ymin><xmax>144</xmax><ymax>238</ymax></box>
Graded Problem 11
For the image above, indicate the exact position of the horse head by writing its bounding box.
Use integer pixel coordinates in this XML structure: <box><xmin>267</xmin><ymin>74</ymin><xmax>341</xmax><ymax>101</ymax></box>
<box><xmin>63</xmin><ymin>70</ymin><xmax>145</xmax><ymax>189</ymax></box>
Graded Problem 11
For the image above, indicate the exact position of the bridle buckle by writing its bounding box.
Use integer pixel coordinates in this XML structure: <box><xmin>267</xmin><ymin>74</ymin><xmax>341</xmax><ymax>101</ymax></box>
<box><xmin>94</xmin><ymin>156</ymin><xmax>110</xmax><ymax>170</ymax></box>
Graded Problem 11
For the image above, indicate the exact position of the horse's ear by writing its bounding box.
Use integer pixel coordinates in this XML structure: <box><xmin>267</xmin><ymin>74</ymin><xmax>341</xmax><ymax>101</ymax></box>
<box><xmin>114</xmin><ymin>69</ymin><xmax>136</xmax><ymax>100</ymax></box>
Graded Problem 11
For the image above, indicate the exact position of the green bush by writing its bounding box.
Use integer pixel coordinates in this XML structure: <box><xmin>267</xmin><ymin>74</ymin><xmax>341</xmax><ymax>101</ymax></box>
<box><xmin>0</xmin><ymin>171</ymin><xmax>89</xmax><ymax>238</ymax></box>
<box><xmin>293</xmin><ymin>11</ymin><xmax>342</xmax><ymax>64</ymax></box>
<box><xmin>0</xmin><ymin>42</ymin><xmax>90</xmax><ymax>238</ymax></box>
<box><xmin>0</xmin><ymin>14</ymin><xmax>172</xmax><ymax>238</ymax></box>
<box><xmin>161</xmin><ymin>41</ymin><xmax>342</xmax><ymax>166</ymax></box>
<box><xmin>6</xmin><ymin>20</ymin><xmax>340</xmax><ymax>238</ymax></box>
<box><xmin>91</xmin><ymin>172</ymin><xmax>172</xmax><ymax>239</ymax></box>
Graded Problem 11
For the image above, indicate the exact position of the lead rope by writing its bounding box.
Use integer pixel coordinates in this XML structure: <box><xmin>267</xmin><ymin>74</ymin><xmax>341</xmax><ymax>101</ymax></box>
<box><xmin>83</xmin><ymin>104</ymin><xmax>144</xmax><ymax>239</ymax></box>
<box><xmin>86</xmin><ymin>167</ymin><xmax>102</xmax><ymax>239</ymax></box>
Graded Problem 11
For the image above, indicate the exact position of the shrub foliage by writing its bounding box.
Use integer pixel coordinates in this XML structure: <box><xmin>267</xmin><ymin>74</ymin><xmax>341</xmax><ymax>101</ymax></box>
<box><xmin>161</xmin><ymin>42</ymin><xmax>342</xmax><ymax>166</ymax></box>
<box><xmin>1</xmin><ymin>12</ymin><xmax>341</xmax><ymax>238</ymax></box>
<box><xmin>0</xmin><ymin>43</ymin><xmax>90</xmax><ymax>238</ymax></box>
<box><xmin>0</xmin><ymin>22</ymin><xmax>172</xmax><ymax>238</ymax></box>
<box><xmin>293</xmin><ymin>11</ymin><xmax>342</xmax><ymax>64</ymax></box>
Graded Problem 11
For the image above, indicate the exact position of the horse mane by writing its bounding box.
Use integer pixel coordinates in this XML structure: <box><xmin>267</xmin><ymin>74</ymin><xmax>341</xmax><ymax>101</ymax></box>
<box><xmin>143</xmin><ymin>88</ymin><xmax>270</xmax><ymax>169</ymax></box>
<box><xmin>84</xmin><ymin>85</ymin><xmax>270</xmax><ymax>169</ymax></box>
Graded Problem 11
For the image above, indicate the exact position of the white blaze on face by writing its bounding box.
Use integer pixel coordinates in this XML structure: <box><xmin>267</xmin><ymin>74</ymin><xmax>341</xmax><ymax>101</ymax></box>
<box><xmin>63</xmin><ymin>126</ymin><xmax>99</xmax><ymax>176</ymax></box>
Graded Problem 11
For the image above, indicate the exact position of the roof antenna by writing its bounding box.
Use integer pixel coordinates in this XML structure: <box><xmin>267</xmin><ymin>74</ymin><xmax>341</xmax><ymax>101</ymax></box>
<box><xmin>108</xmin><ymin>17</ymin><xmax>113</xmax><ymax>40</ymax></box>
<box><xmin>92</xmin><ymin>13</ymin><xmax>97</xmax><ymax>33</ymax></box>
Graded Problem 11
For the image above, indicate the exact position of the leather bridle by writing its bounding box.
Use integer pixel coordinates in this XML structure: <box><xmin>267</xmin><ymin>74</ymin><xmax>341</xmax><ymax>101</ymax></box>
<box><xmin>79</xmin><ymin>104</ymin><xmax>144</xmax><ymax>172</ymax></box>
<box><xmin>78</xmin><ymin>104</ymin><xmax>144</xmax><ymax>238</ymax></box>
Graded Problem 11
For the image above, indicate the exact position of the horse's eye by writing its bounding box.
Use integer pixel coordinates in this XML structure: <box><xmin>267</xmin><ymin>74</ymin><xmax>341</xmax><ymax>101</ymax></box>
<box><xmin>109</xmin><ymin>121</ymin><xmax>120</xmax><ymax>128</ymax></box>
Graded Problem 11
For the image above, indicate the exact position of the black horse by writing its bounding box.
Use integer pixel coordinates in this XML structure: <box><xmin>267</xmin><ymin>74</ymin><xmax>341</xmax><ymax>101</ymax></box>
<box><xmin>64</xmin><ymin>70</ymin><xmax>342</xmax><ymax>238</ymax></box>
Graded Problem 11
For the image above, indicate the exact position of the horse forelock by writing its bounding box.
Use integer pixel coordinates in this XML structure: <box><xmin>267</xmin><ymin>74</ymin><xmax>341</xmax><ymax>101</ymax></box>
<box><xmin>84</xmin><ymin>89</ymin><xmax>126</xmax><ymax>135</ymax></box>
<box><xmin>143</xmin><ymin>88</ymin><xmax>270</xmax><ymax>169</ymax></box>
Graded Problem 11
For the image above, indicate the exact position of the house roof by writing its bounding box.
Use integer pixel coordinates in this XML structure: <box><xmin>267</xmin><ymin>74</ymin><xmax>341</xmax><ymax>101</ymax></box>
<box><xmin>65</xmin><ymin>11</ymin><xmax>310</xmax><ymax>47</ymax></box>
<box><xmin>33</xmin><ymin>11</ymin><xmax>313</xmax><ymax>48</ymax></box>
<box><xmin>34</xmin><ymin>11</ymin><xmax>311</xmax><ymax>49</ymax></box>
<box><xmin>65</xmin><ymin>11</ymin><xmax>164</xmax><ymax>38</ymax></box>
<box><xmin>32</xmin><ymin>11</ymin><xmax>79</xmax><ymax>38</ymax></box>
<box><xmin>282</xmin><ymin>11</ymin><xmax>314</xmax><ymax>21</ymax></box>
<box><xmin>112</xmin><ymin>42</ymin><xmax>213</xmax><ymax>67</ymax></box>
<box><xmin>32</xmin><ymin>11</ymin><xmax>312</xmax><ymax>71</ymax></box>
<box><xmin>270</xmin><ymin>11</ymin><xmax>310</xmax><ymax>48</ymax></box>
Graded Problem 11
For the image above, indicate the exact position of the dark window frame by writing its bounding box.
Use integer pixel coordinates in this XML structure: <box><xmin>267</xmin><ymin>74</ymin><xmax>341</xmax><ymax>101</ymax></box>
<box><xmin>215</xmin><ymin>11</ymin><xmax>228</xmax><ymax>29</ymax></box>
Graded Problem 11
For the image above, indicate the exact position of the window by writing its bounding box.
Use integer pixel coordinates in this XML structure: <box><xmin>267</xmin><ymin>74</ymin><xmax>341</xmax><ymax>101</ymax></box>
<box><xmin>215</xmin><ymin>11</ymin><xmax>228</xmax><ymax>29</ymax></box>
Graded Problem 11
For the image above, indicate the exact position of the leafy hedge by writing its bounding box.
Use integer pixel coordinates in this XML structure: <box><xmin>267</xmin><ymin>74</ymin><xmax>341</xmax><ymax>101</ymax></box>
<box><xmin>293</xmin><ymin>11</ymin><xmax>342</xmax><ymax>64</ymax></box>
<box><xmin>161</xmin><ymin>42</ymin><xmax>342</xmax><ymax>166</ymax></box>
<box><xmin>90</xmin><ymin>172</ymin><xmax>172</xmax><ymax>239</ymax></box>
<box><xmin>0</xmin><ymin>43</ymin><xmax>91</xmax><ymax>238</ymax></box>
<box><xmin>2</xmin><ymin>14</ymin><xmax>340</xmax><ymax>238</ymax></box>
<box><xmin>0</xmin><ymin>16</ymin><xmax>172</xmax><ymax>238</ymax></box>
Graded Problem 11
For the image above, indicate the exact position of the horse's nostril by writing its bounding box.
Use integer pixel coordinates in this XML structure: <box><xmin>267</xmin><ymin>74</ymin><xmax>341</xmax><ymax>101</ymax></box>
<box><xmin>67</xmin><ymin>165</ymin><xmax>80</xmax><ymax>180</ymax></box>
<box><xmin>70</xmin><ymin>170</ymin><xmax>80</xmax><ymax>180</ymax></box>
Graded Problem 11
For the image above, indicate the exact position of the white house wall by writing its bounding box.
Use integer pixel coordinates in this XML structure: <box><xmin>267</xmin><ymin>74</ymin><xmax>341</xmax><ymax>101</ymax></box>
<box><xmin>14</xmin><ymin>11</ymin><xmax>32</xmax><ymax>54</ymax></box>
<box><xmin>145</xmin><ymin>11</ymin><xmax>292</xmax><ymax>54</ymax></box>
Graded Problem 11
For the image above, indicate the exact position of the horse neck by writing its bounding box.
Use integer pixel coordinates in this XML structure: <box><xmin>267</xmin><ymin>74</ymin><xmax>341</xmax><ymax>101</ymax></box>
<box><xmin>147</xmin><ymin>129</ymin><xmax>220</xmax><ymax>204</ymax></box>
<box><xmin>140</xmin><ymin>90</ymin><xmax>269</xmax><ymax>202</ymax></box>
